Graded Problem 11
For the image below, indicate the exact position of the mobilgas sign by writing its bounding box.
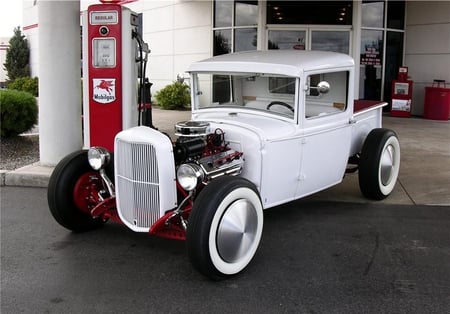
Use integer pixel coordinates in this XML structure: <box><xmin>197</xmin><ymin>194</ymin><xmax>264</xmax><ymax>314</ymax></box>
<box><xmin>93</xmin><ymin>78</ymin><xmax>116</xmax><ymax>104</ymax></box>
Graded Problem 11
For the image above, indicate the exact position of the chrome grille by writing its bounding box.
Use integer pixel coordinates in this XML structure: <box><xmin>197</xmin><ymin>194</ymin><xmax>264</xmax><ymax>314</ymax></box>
<box><xmin>115</xmin><ymin>139</ymin><xmax>161</xmax><ymax>229</ymax></box>
<box><xmin>114</xmin><ymin>127</ymin><xmax>177</xmax><ymax>232</ymax></box>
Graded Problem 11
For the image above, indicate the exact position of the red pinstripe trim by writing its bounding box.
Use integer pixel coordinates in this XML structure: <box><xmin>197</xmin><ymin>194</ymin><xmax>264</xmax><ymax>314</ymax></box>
<box><xmin>23</xmin><ymin>23</ymin><xmax>38</xmax><ymax>31</ymax></box>
<box><xmin>119</xmin><ymin>0</ymin><xmax>138</xmax><ymax>4</ymax></box>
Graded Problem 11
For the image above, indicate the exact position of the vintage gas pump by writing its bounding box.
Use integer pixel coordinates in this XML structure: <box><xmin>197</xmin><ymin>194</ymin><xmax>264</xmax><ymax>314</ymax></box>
<box><xmin>390</xmin><ymin>66</ymin><xmax>413</xmax><ymax>117</ymax></box>
<box><xmin>82</xmin><ymin>0</ymin><xmax>151</xmax><ymax>151</ymax></box>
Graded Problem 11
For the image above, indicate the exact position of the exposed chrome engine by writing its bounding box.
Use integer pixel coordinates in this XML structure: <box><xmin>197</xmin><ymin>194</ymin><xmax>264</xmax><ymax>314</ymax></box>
<box><xmin>174</xmin><ymin>121</ymin><xmax>244</xmax><ymax>191</ymax></box>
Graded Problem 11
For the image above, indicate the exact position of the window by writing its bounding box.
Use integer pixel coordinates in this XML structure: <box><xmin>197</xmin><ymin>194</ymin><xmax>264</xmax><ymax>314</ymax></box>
<box><xmin>311</xmin><ymin>31</ymin><xmax>350</xmax><ymax>54</ymax></box>
<box><xmin>269</xmin><ymin>77</ymin><xmax>296</xmax><ymax>95</ymax></box>
<box><xmin>384</xmin><ymin>31</ymin><xmax>404</xmax><ymax>102</ymax></box>
<box><xmin>387</xmin><ymin>0</ymin><xmax>405</xmax><ymax>30</ymax></box>
<box><xmin>213</xmin><ymin>29</ymin><xmax>232</xmax><ymax>55</ymax></box>
<box><xmin>360</xmin><ymin>29</ymin><xmax>383</xmax><ymax>100</ymax></box>
<box><xmin>214</xmin><ymin>0</ymin><xmax>233</xmax><ymax>27</ymax></box>
<box><xmin>213</xmin><ymin>0</ymin><xmax>258</xmax><ymax>55</ymax></box>
<box><xmin>265</xmin><ymin>1</ymin><xmax>351</xmax><ymax>54</ymax></box>
<box><xmin>359</xmin><ymin>0</ymin><xmax>405</xmax><ymax>101</ymax></box>
<box><xmin>235</xmin><ymin>1</ymin><xmax>258</xmax><ymax>26</ymax></box>
<box><xmin>212</xmin><ymin>75</ymin><xmax>233</xmax><ymax>104</ymax></box>
<box><xmin>268</xmin><ymin>30</ymin><xmax>306</xmax><ymax>50</ymax></box>
<box><xmin>193</xmin><ymin>73</ymin><xmax>297</xmax><ymax>119</ymax></box>
<box><xmin>362</xmin><ymin>1</ymin><xmax>384</xmax><ymax>28</ymax></box>
<box><xmin>305</xmin><ymin>71</ymin><xmax>349</xmax><ymax>119</ymax></box>
<box><xmin>267</xmin><ymin>1</ymin><xmax>352</xmax><ymax>25</ymax></box>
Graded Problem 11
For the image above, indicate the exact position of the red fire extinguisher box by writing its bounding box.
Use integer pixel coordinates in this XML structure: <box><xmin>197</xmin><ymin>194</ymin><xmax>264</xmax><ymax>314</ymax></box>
<box><xmin>391</xmin><ymin>67</ymin><xmax>413</xmax><ymax>117</ymax></box>
<box><xmin>424</xmin><ymin>80</ymin><xmax>450</xmax><ymax>121</ymax></box>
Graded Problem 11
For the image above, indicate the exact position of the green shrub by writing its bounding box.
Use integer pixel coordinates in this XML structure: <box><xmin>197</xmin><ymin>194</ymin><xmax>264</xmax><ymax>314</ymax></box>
<box><xmin>0</xmin><ymin>89</ymin><xmax>38</xmax><ymax>138</ymax></box>
<box><xmin>155</xmin><ymin>81</ymin><xmax>190</xmax><ymax>110</ymax></box>
<box><xmin>8</xmin><ymin>77</ymin><xmax>39</xmax><ymax>97</ymax></box>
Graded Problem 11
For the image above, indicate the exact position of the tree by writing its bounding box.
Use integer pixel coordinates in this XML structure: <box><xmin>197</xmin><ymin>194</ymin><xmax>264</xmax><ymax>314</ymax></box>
<box><xmin>3</xmin><ymin>27</ymin><xmax>30</xmax><ymax>81</ymax></box>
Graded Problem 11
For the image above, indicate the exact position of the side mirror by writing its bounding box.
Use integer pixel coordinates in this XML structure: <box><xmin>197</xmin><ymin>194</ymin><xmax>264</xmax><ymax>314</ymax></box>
<box><xmin>177</xmin><ymin>72</ymin><xmax>190</xmax><ymax>83</ymax></box>
<box><xmin>317</xmin><ymin>81</ymin><xmax>330</xmax><ymax>94</ymax></box>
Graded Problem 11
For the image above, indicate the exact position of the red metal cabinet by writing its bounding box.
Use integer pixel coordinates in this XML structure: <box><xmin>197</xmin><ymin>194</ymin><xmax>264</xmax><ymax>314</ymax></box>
<box><xmin>424</xmin><ymin>80</ymin><xmax>450</xmax><ymax>120</ymax></box>
<box><xmin>391</xmin><ymin>67</ymin><xmax>412</xmax><ymax>118</ymax></box>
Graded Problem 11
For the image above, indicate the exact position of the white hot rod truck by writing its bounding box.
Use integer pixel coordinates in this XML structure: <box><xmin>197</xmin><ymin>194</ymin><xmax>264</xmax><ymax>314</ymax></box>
<box><xmin>48</xmin><ymin>50</ymin><xmax>400</xmax><ymax>280</ymax></box>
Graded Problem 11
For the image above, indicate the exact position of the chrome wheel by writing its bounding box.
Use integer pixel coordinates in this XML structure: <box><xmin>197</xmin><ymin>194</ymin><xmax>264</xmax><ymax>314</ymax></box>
<box><xmin>380</xmin><ymin>144</ymin><xmax>396</xmax><ymax>186</ymax></box>
<box><xmin>378</xmin><ymin>134</ymin><xmax>400</xmax><ymax>196</ymax></box>
<box><xmin>217</xmin><ymin>199</ymin><xmax>259</xmax><ymax>263</ymax></box>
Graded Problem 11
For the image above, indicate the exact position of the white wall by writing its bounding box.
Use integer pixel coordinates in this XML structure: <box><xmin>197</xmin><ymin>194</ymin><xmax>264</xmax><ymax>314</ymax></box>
<box><xmin>405</xmin><ymin>1</ymin><xmax>450</xmax><ymax>116</ymax></box>
<box><xmin>128</xmin><ymin>0</ymin><xmax>212</xmax><ymax>94</ymax></box>
<box><xmin>23</xmin><ymin>1</ymin><xmax>39</xmax><ymax>78</ymax></box>
<box><xmin>0</xmin><ymin>37</ymin><xmax>9</xmax><ymax>83</ymax></box>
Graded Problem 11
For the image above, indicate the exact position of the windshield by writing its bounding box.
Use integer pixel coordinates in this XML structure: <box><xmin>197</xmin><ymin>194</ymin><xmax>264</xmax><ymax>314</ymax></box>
<box><xmin>191</xmin><ymin>73</ymin><xmax>297</xmax><ymax>119</ymax></box>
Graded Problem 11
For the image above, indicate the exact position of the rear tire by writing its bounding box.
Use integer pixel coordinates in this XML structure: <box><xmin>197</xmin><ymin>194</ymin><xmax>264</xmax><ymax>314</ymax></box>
<box><xmin>187</xmin><ymin>176</ymin><xmax>263</xmax><ymax>280</ymax></box>
<box><xmin>47</xmin><ymin>150</ymin><xmax>106</xmax><ymax>232</ymax></box>
<box><xmin>359</xmin><ymin>128</ymin><xmax>400</xmax><ymax>200</ymax></box>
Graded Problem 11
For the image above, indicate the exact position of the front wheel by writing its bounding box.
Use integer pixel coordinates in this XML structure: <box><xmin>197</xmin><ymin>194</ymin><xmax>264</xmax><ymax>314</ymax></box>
<box><xmin>187</xmin><ymin>176</ymin><xmax>263</xmax><ymax>280</ymax></box>
<box><xmin>47</xmin><ymin>150</ymin><xmax>106</xmax><ymax>232</ymax></box>
<box><xmin>359</xmin><ymin>128</ymin><xmax>400</xmax><ymax>200</ymax></box>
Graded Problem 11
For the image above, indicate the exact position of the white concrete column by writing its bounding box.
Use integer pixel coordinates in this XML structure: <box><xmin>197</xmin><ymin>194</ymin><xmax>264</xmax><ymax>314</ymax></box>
<box><xmin>38</xmin><ymin>0</ymin><xmax>82</xmax><ymax>166</ymax></box>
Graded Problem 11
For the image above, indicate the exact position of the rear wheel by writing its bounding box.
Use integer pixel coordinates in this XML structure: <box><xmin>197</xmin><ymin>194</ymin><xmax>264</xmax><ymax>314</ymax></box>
<box><xmin>48</xmin><ymin>150</ymin><xmax>106</xmax><ymax>232</ymax></box>
<box><xmin>359</xmin><ymin>128</ymin><xmax>400</xmax><ymax>200</ymax></box>
<box><xmin>187</xmin><ymin>176</ymin><xmax>263</xmax><ymax>280</ymax></box>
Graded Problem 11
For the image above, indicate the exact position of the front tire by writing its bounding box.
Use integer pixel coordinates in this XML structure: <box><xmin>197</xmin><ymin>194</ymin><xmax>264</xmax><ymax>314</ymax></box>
<box><xmin>187</xmin><ymin>176</ymin><xmax>263</xmax><ymax>280</ymax></box>
<box><xmin>47</xmin><ymin>150</ymin><xmax>106</xmax><ymax>232</ymax></box>
<box><xmin>359</xmin><ymin>128</ymin><xmax>400</xmax><ymax>200</ymax></box>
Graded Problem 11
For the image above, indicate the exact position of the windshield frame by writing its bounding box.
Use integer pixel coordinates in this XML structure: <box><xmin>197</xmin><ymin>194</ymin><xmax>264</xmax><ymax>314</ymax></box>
<box><xmin>190</xmin><ymin>71</ymin><xmax>299</xmax><ymax>123</ymax></box>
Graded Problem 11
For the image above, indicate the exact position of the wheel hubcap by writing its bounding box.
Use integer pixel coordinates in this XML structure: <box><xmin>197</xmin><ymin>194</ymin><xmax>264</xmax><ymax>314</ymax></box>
<box><xmin>216</xmin><ymin>199</ymin><xmax>258</xmax><ymax>263</ymax></box>
<box><xmin>380</xmin><ymin>144</ymin><xmax>395</xmax><ymax>186</ymax></box>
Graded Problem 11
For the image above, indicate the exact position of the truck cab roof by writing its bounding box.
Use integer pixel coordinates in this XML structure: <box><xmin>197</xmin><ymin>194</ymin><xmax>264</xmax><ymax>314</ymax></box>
<box><xmin>187</xmin><ymin>50</ymin><xmax>355</xmax><ymax>77</ymax></box>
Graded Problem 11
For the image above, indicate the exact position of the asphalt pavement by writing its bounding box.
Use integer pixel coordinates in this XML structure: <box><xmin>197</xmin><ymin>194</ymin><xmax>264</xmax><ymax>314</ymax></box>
<box><xmin>1</xmin><ymin>186</ymin><xmax>449</xmax><ymax>313</ymax></box>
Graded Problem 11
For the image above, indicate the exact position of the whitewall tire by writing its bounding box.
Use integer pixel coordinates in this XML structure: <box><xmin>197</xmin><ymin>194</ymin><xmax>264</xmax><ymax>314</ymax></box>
<box><xmin>187</xmin><ymin>176</ymin><xmax>263</xmax><ymax>280</ymax></box>
<box><xmin>359</xmin><ymin>128</ymin><xmax>401</xmax><ymax>200</ymax></box>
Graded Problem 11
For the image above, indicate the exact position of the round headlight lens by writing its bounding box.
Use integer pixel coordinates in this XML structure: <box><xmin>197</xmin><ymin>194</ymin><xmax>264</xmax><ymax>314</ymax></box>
<box><xmin>177</xmin><ymin>163</ymin><xmax>204</xmax><ymax>191</ymax></box>
<box><xmin>88</xmin><ymin>147</ymin><xmax>110</xmax><ymax>170</ymax></box>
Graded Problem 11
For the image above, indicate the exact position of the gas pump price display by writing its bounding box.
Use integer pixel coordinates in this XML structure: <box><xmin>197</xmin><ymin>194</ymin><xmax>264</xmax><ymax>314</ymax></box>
<box><xmin>90</xmin><ymin>10</ymin><xmax>118</xmax><ymax>25</ymax></box>
<box><xmin>92</xmin><ymin>38</ymin><xmax>116</xmax><ymax>67</ymax></box>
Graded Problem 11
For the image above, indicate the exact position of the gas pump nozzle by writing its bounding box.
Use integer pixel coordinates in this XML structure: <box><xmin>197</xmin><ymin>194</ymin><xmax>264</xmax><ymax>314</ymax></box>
<box><xmin>133</xmin><ymin>30</ymin><xmax>150</xmax><ymax>63</ymax></box>
<box><xmin>133</xmin><ymin>30</ymin><xmax>154</xmax><ymax>128</ymax></box>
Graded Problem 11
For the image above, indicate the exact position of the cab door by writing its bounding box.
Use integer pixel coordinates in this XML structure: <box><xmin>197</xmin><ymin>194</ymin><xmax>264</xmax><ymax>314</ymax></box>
<box><xmin>295</xmin><ymin>69</ymin><xmax>353</xmax><ymax>198</ymax></box>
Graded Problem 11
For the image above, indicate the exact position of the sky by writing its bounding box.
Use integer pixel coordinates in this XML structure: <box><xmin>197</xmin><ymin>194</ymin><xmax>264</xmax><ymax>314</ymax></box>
<box><xmin>0</xmin><ymin>0</ymin><xmax>23</xmax><ymax>37</ymax></box>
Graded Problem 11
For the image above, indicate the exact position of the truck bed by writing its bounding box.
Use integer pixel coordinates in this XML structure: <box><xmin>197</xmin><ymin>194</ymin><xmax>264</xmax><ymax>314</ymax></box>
<box><xmin>350</xmin><ymin>100</ymin><xmax>388</xmax><ymax>157</ymax></box>
<box><xmin>354</xmin><ymin>99</ymin><xmax>386</xmax><ymax>113</ymax></box>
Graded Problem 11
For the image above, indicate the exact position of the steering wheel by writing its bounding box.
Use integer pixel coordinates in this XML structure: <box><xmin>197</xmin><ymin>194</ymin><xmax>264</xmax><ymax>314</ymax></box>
<box><xmin>266</xmin><ymin>101</ymin><xmax>294</xmax><ymax>113</ymax></box>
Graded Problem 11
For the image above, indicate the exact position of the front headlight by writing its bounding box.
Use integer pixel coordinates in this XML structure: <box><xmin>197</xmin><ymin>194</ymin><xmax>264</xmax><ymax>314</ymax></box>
<box><xmin>88</xmin><ymin>147</ymin><xmax>111</xmax><ymax>170</ymax></box>
<box><xmin>177</xmin><ymin>163</ymin><xmax>204</xmax><ymax>191</ymax></box>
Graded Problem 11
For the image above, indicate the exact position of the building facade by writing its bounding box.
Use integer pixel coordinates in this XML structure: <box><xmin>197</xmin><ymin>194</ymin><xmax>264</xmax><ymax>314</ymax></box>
<box><xmin>0</xmin><ymin>37</ymin><xmax>10</xmax><ymax>87</ymax></box>
<box><xmin>23</xmin><ymin>0</ymin><xmax>450</xmax><ymax>116</ymax></box>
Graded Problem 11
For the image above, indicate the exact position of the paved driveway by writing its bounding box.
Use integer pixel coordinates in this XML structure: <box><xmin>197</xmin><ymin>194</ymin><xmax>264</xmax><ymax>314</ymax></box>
<box><xmin>1</xmin><ymin>186</ymin><xmax>449</xmax><ymax>313</ymax></box>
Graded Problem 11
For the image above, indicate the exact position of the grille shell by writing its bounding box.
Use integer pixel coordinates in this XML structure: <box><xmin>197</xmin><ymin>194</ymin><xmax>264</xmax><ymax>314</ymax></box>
<box><xmin>114</xmin><ymin>127</ymin><xmax>177</xmax><ymax>232</ymax></box>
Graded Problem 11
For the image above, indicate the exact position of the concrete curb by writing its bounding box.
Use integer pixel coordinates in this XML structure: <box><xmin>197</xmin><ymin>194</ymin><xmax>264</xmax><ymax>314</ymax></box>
<box><xmin>1</xmin><ymin>163</ymin><xmax>53</xmax><ymax>188</ymax></box>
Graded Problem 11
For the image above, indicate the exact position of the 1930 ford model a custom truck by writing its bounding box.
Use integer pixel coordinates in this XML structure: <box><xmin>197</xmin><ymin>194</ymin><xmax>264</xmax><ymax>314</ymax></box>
<box><xmin>48</xmin><ymin>51</ymin><xmax>400</xmax><ymax>280</ymax></box>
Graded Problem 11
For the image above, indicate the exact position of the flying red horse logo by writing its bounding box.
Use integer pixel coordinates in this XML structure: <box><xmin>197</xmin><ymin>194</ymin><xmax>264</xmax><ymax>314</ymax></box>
<box><xmin>94</xmin><ymin>79</ymin><xmax>114</xmax><ymax>95</ymax></box>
